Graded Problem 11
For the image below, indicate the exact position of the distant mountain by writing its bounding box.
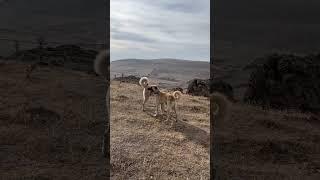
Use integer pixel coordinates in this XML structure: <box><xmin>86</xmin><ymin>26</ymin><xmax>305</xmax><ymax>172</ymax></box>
<box><xmin>111</xmin><ymin>59</ymin><xmax>210</xmax><ymax>89</ymax></box>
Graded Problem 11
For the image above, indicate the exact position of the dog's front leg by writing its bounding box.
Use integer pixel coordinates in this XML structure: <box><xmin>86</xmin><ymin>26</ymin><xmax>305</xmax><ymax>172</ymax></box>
<box><xmin>142</xmin><ymin>99</ymin><xmax>145</xmax><ymax>111</ymax></box>
<box><xmin>142</xmin><ymin>91</ymin><xmax>145</xmax><ymax>111</ymax></box>
<box><xmin>142</xmin><ymin>100</ymin><xmax>145</xmax><ymax>111</ymax></box>
<box><xmin>153</xmin><ymin>97</ymin><xmax>159</xmax><ymax>117</ymax></box>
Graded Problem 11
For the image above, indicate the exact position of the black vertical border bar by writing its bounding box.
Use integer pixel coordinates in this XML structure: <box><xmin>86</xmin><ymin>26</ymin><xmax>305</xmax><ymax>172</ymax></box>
<box><xmin>210</xmin><ymin>0</ymin><xmax>213</xmax><ymax>178</ymax></box>
<box><xmin>210</xmin><ymin>0</ymin><xmax>220</xmax><ymax>179</ymax></box>
<box><xmin>104</xmin><ymin>0</ymin><xmax>111</xmax><ymax>178</ymax></box>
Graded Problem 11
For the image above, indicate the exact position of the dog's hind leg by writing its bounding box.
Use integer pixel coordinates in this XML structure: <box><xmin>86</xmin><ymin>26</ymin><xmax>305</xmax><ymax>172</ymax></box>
<box><xmin>160</xmin><ymin>103</ymin><xmax>164</xmax><ymax>114</ymax></box>
<box><xmin>161</xmin><ymin>103</ymin><xmax>167</xmax><ymax>112</ymax></box>
<box><xmin>166</xmin><ymin>101</ymin><xmax>171</xmax><ymax>122</ymax></box>
<box><xmin>154</xmin><ymin>97</ymin><xmax>159</xmax><ymax>117</ymax></box>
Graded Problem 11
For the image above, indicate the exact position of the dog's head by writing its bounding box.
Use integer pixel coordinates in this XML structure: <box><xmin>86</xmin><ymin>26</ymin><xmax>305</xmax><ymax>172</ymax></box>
<box><xmin>147</xmin><ymin>85</ymin><xmax>160</xmax><ymax>95</ymax></box>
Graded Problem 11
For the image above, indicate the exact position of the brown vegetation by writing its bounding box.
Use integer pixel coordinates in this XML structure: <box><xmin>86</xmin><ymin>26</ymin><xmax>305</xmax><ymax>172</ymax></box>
<box><xmin>110</xmin><ymin>81</ymin><xmax>210</xmax><ymax>179</ymax></box>
<box><xmin>213</xmin><ymin>103</ymin><xmax>320</xmax><ymax>179</ymax></box>
<box><xmin>0</xmin><ymin>61</ymin><xmax>108</xmax><ymax>179</ymax></box>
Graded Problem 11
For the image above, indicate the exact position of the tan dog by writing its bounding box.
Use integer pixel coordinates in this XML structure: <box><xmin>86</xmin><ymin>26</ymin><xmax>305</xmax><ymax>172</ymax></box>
<box><xmin>154</xmin><ymin>90</ymin><xmax>182</xmax><ymax>125</ymax></box>
<box><xmin>139</xmin><ymin>77</ymin><xmax>160</xmax><ymax>111</ymax></box>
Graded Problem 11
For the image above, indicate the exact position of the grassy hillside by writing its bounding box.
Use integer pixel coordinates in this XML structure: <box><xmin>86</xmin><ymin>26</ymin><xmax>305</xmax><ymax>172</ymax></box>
<box><xmin>214</xmin><ymin>102</ymin><xmax>320</xmax><ymax>179</ymax></box>
<box><xmin>1</xmin><ymin>60</ymin><xmax>319</xmax><ymax>179</ymax></box>
<box><xmin>0</xmin><ymin>61</ymin><xmax>108</xmax><ymax>179</ymax></box>
<box><xmin>110</xmin><ymin>81</ymin><xmax>210</xmax><ymax>179</ymax></box>
<box><xmin>111</xmin><ymin>79</ymin><xmax>320</xmax><ymax>179</ymax></box>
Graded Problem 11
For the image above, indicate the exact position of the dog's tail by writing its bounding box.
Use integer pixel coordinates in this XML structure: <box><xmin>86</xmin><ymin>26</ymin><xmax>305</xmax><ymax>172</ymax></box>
<box><xmin>211</xmin><ymin>92</ymin><xmax>230</xmax><ymax>122</ymax></box>
<box><xmin>173</xmin><ymin>91</ymin><xmax>183</xmax><ymax>100</ymax></box>
<box><xmin>94</xmin><ymin>50</ymin><xmax>109</xmax><ymax>79</ymax></box>
<box><xmin>139</xmin><ymin>77</ymin><xmax>149</xmax><ymax>88</ymax></box>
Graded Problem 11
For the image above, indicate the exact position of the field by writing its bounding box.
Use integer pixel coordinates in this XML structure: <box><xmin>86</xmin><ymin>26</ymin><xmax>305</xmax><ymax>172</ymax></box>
<box><xmin>0</xmin><ymin>61</ymin><xmax>211</xmax><ymax>179</ymax></box>
<box><xmin>0</xmin><ymin>61</ymin><xmax>109</xmax><ymax>179</ymax></box>
<box><xmin>213</xmin><ymin>102</ymin><xmax>320</xmax><ymax>179</ymax></box>
<box><xmin>110</xmin><ymin>79</ymin><xmax>320</xmax><ymax>179</ymax></box>
<box><xmin>1</xmin><ymin>60</ymin><xmax>319</xmax><ymax>179</ymax></box>
<box><xmin>110</xmin><ymin>81</ymin><xmax>210</xmax><ymax>179</ymax></box>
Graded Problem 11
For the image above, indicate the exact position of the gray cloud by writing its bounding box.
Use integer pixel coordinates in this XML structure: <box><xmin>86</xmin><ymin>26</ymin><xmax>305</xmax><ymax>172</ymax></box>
<box><xmin>163</xmin><ymin>2</ymin><xmax>201</xmax><ymax>13</ymax></box>
<box><xmin>111</xmin><ymin>0</ymin><xmax>210</xmax><ymax>61</ymax></box>
<box><xmin>112</xmin><ymin>30</ymin><xmax>157</xmax><ymax>43</ymax></box>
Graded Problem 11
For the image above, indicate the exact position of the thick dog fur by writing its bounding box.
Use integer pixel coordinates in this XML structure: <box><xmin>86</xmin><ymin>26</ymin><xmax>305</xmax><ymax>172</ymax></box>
<box><xmin>139</xmin><ymin>77</ymin><xmax>149</xmax><ymax>88</ymax></box>
<box><xmin>155</xmin><ymin>90</ymin><xmax>183</xmax><ymax>125</ymax></box>
<box><xmin>139</xmin><ymin>77</ymin><xmax>160</xmax><ymax>111</ymax></box>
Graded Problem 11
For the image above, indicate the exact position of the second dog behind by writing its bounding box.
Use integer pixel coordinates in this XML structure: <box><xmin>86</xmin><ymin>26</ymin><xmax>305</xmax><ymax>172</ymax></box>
<box><xmin>155</xmin><ymin>90</ymin><xmax>182</xmax><ymax>125</ymax></box>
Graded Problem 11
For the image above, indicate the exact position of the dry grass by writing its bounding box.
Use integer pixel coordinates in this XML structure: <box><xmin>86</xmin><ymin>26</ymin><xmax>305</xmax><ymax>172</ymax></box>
<box><xmin>110</xmin><ymin>82</ymin><xmax>210</xmax><ymax>179</ymax></box>
<box><xmin>2</xmin><ymin>61</ymin><xmax>319</xmax><ymax>179</ymax></box>
<box><xmin>213</xmin><ymin>102</ymin><xmax>320</xmax><ymax>179</ymax></box>
<box><xmin>0</xmin><ymin>61</ymin><xmax>108</xmax><ymax>179</ymax></box>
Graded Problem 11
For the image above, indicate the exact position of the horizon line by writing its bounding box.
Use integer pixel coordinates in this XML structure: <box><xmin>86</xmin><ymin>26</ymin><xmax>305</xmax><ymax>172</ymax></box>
<box><xmin>110</xmin><ymin>58</ymin><xmax>210</xmax><ymax>62</ymax></box>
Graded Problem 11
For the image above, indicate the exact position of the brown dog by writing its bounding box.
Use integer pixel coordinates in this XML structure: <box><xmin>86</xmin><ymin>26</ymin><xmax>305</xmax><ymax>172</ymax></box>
<box><xmin>154</xmin><ymin>90</ymin><xmax>182</xmax><ymax>125</ymax></box>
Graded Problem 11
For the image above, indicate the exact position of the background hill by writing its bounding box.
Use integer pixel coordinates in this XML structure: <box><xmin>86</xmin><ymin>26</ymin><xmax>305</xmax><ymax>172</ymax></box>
<box><xmin>111</xmin><ymin>58</ymin><xmax>210</xmax><ymax>89</ymax></box>
<box><xmin>111</xmin><ymin>58</ymin><xmax>250</xmax><ymax>100</ymax></box>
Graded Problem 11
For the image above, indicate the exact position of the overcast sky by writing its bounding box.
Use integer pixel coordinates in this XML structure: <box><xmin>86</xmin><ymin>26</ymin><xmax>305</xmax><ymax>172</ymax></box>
<box><xmin>110</xmin><ymin>0</ymin><xmax>210</xmax><ymax>61</ymax></box>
